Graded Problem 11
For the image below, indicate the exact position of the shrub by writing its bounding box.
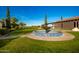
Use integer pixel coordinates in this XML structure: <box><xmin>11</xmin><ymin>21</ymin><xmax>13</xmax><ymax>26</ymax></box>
<box><xmin>0</xmin><ymin>29</ymin><xmax>10</xmax><ymax>35</ymax></box>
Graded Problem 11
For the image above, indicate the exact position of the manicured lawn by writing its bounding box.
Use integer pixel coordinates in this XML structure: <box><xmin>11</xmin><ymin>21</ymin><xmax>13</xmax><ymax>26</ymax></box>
<box><xmin>8</xmin><ymin>28</ymin><xmax>34</xmax><ymax>36</ymax></box>
<box><xmin>0</xmin><ymin>30</ymin><xmax>79</xmax><ymax>53</ymax></box>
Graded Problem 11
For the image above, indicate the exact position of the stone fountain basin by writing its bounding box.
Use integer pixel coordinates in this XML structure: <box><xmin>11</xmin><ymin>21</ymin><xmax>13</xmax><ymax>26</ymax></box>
<box><xmin>32</xmin><ymin>30</ymin><xmax>63</xmax><ymax>37</ymax></box>
<box><xmin>25</xmin><ymin>30</ymin><xmax>75</xmax><ymax>41</ymax></box>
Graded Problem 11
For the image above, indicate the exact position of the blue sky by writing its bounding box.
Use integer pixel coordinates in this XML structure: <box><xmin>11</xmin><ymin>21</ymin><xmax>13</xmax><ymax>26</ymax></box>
<box><xmin>0</xmin><ymin>6</ymin><xmax>79</xmax><ymax>26</ymax></box>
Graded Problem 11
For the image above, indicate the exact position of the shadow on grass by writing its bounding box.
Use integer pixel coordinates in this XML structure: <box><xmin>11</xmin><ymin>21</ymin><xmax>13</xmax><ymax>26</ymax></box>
<box><xmin>0</xmin><ymin>37</ymin><xmax>18</xmax><ymax>53</ymax></box>
<box><xmin>0</xmin><ymin>38</ymin><xmax>17</xmax><ymax>48</ymax></box>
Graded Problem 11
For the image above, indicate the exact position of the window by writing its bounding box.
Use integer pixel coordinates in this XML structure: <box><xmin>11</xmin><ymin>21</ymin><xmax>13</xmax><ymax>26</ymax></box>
<box><xmin>74</xmin><ymin>22</ymin><xmax>76</xmax><ymax>27</ymax></box>
<box><xmin>77</xmin><ymin>21</ymin><xmax>78</xmax><ymax>27</ymax></box>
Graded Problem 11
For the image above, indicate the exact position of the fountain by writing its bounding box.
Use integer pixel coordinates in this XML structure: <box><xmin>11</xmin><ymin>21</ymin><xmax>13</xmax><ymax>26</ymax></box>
<box><xmin>26</xmin><ymin>15</ymin><xmax>74</xmax><ymax>41</ymax></box>
<box><xmin>32</xmin><ymin>15</ymin><xmax>63</xmax><ymax>37</ymax></box>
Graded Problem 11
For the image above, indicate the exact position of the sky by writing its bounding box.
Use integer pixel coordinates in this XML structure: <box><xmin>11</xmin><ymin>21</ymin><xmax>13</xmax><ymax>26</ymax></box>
<box><xmin>0</xmin><ymin>6</ymin><xmax>79</xmax><ymax>26</ymax></box>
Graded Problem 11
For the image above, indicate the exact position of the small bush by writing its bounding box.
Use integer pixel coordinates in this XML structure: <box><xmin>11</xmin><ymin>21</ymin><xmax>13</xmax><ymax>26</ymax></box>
<box><xmin>0</xmin><ymin>29</ymin><xmax>10</xmax><ymax>35</ymax></box>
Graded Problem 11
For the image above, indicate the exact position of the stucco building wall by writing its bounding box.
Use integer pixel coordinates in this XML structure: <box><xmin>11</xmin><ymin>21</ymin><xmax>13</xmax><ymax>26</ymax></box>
<box><xmin>53</xmin><ymin>19</ymin><xmax>79</xmax><ymax>30</ymax></box>
<box><xmin>0</xmin><ymin>22</ymin><xmax>2</xmax><ymax>29</ymax></box>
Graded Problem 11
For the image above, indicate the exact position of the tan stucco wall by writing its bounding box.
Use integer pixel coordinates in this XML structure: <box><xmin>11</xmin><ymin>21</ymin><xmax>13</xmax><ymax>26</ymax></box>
<box><xmin>53</xmin><ymin>20</ymin><xmax>79</xmax><ymax>30</ymax></box>
<box><xmin>0</xmin><ymin>22</ymin><xmax>2</xmax><ymax>29</ymax></box>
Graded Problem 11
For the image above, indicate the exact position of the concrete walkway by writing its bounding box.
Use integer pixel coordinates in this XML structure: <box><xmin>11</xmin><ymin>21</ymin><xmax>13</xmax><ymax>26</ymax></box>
<box><xmin>0</xmin><ymin>35</ymin><xmax>20</xmax><ymax>40</ymax></box>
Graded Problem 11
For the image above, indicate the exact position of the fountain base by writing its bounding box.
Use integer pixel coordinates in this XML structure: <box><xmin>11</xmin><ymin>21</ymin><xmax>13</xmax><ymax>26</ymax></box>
<box><xmin>32</xmin><ymin>30</ymin><xmax>63</xmax><ymax>37</ymax></box>
<box><xmin>25</xmin><ymin>30</ymin><xmax>75</xmax><ymax>41</ymax></box>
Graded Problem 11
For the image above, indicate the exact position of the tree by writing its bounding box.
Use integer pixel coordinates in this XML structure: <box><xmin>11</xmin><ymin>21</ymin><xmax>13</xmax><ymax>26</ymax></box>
<box><xmin>19</xmin><ymin>22</ymin><xmax>26</xmax><ymax>28</ymax></box>
<box><xmin>11</xmin><ymin>17</ymin><xmax>18</xmax><ymax>28</ymax></box>
<box><xmin>61</xmin><ymin>16</ymin><xmax>63</xmax><ymax>29</ymax></box>
<box><xmin>6</xmin><ymin>6</ymin><xmax>11</xmax><ymax>29</ymax></box>
<box><xmin>42</xmin><ymin>15</ymin><xmax>51</xmax><ymax>33</ymax></box>
<box><xmin>45</xmin><ymin>15</ymin><xmax>48</xmax><ymax>25</ymax></box>
<box><xmin>2</xmin><ymin>18</ymin><xmax>6</xmax><ymax>28</ymax></box>
<box><xmin>11</xmin><ymin>17</ymin><xmax>18</xmax><ymax>23</ymax></box>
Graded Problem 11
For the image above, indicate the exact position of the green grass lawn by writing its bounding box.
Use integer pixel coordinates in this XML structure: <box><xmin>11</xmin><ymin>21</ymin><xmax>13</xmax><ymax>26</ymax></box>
<box><xmin>8</xmin><ymin>28</ymin><xmax>34</xmax><ymax>36</ymax></box>
<box><xmin>0</xmin><ymin>29</ymin><xmax>79</xmax><ymax>53</ymax></box>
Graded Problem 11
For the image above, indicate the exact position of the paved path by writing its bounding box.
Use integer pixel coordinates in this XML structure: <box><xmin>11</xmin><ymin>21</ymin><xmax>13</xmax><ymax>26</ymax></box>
<box><xmin>0</xmin><ymin>33</ymin><xmax>28</xmax><ymax>40</ymax></box>
<box><xmin>0</xmin><ymin>30</ymin><xmax>25</xmax><ymax>40</ymax></box>
<box><xmin>0</xmin><ymin>35</ymin><xmax>20</xmax><ymax>40</ymax></box>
